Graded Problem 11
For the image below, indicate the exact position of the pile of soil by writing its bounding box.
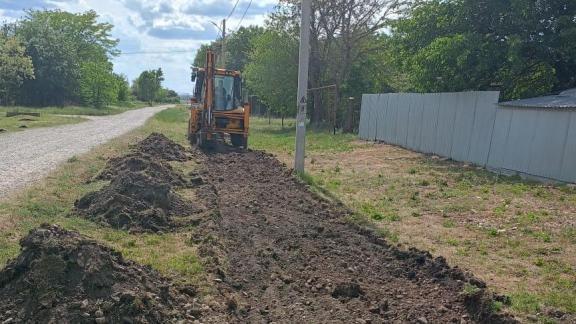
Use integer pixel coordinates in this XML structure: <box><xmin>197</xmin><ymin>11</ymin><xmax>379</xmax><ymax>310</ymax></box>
<box><xmin>0</xmin><ymin>224</ymin><xmax>201</xmax><ymax>323</ymax></box>
<box><xmin>76</xmin><ymin>133</ymin><xmax>204</xmax><ymax>233</ymax></box>
<box><xmin>136</xmin><ymin>132</ymin><xmax>189</xmax><ymax>162</ymax></box>
<box><xmin>192</xmin><ymin>150</ymin><xmax>517</xmax><ymax>323</ymax></box>
<box><xmin>96</xmin><ymin>151</ymin><xmax>186</xmax><ymax>186</ymax></box>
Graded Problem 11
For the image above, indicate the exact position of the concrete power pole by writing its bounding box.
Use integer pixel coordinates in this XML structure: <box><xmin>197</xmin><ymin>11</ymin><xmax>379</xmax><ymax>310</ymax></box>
<box><xmin>294</xmin><ymin>0</ymin><xmax>312</xmax><ymax>173</ymax></box>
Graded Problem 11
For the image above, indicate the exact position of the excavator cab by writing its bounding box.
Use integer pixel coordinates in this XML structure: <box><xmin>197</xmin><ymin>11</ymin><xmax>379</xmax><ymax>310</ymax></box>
<box><xmin>188</xmin><ymin>48</ymin><xmax>250</xmax><ymax>149</ymax></box>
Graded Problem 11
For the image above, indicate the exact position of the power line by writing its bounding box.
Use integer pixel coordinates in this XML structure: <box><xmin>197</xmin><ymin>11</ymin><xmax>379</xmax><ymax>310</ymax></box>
<box><xmin>234</xmin><ymin>0</ymin><xmax>252</xmax><ymax>31</ymax></box>
<box><xmin>227</xmin><ymin>0</ymin><xmax>241</xmax><ymax>20</ymax></box>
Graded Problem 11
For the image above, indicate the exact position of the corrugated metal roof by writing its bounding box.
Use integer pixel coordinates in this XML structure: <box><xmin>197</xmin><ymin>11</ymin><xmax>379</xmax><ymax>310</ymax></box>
<box><xmin>499</xmin><ymin>88</ymin><xmax>576</xmax><ymax>109</ymax></box>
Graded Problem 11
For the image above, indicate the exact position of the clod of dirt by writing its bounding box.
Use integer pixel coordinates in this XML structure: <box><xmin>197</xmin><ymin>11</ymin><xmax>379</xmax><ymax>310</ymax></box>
<box><xmin>331</xmin><ymin>282</ymin><xmax>364</xmax><ymax>299</ymax></box>
<box><xmin>136</xmin><ymin>132</ymin><xmax>189</xmax><ymax>161</ymax></box>
<box><xmin>0</xmin><ymin>224</ymin><xmax>198</xmax><ymax>323</ymax></box>
<box><xmin>18</xmin><ymin>125</ymin><xmax>27</xmax><ymax>128</ymax></box>
<box><xmin>76</xmin><ymin>171</ymin><xmax>201</xmax><ymax>233</ymax></box>
<box><xmin>96</xmin><ymin>151</ymin><xmax>186</xmax><ymax>186</ymax></box>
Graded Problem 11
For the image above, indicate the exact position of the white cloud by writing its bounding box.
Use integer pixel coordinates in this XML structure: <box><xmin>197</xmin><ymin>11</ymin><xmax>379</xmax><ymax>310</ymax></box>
<box><xmin>0</xmin><ymin>0</ymin><xmax>277</xmax><ymax>93</ymax></box>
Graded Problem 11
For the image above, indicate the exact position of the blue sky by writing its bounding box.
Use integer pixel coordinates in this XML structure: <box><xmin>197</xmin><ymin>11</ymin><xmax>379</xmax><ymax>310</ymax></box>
<box><xmin>0</xmin><ymin>0</ymin><xmax>277</xmax><ymax>94</ymax></box>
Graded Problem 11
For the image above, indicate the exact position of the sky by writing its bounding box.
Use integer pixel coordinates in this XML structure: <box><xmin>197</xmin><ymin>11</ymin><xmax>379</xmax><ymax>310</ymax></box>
<box><xmin>0</xmin><ymin>0</ymin><xmax>278</xmax><ymax>94</ymax></box>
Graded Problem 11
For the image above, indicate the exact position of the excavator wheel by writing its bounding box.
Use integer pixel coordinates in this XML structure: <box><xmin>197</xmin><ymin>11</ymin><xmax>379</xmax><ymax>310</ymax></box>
<box><xmin>197</xmin><ymin>132</ymin><xmax>214</xmax><ymax>150</ymax></box>
<box><xmin>231</xmin><ymin>134</ymin><xmax>247</xmax><ymax>149</ymax></box>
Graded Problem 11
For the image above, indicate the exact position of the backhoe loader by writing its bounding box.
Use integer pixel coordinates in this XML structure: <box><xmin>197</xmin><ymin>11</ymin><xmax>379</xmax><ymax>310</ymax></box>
<box><xmin>188</xmin><ymin>48</ymin><xmax>250</xmax><ymax>148</ymax></box>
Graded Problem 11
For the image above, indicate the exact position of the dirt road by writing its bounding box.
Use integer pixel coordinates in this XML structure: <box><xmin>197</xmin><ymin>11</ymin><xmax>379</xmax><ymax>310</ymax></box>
<box><xmin>0</xmin><ymin>105</ymin><xmax>171</xmax><ymax>200</ymax></box>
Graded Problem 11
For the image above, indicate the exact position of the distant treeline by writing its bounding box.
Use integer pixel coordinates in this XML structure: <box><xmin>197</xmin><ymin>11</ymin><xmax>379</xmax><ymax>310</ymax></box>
<box><xmin>195</xmin><ymin>0</ymin><xmax>576</xmax><ymax>132</ymax></box>
<box><xmin>0</xmin><ymin>10</ymin><xmax>178</xmax><ymax>108</ymax></box>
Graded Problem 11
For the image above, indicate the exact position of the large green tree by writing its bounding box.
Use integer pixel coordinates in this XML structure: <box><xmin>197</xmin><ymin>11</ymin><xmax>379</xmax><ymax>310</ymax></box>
<box><xmin>14</xmin><ymin>10</ymin><xmax>118</xmax><ymax>106</ymax></box>
<box><xmin>0</xmin><ymin>35</ymin><xmax>34</xmax><ymax>105</ymax></box>
<box><xmin>389</xmin><ymin>0</ymin><xmax>576</xmax><ymax>99</ymax></box>
<box><xmin>244</xmin><ymin>30</ymin><xmax>299</xmax><ymax>125</ymax></box>
<box><xmin>133</xmin><ymin>69</ymin><xmax>165</xmax><ymax>103</ymax></box>
<box><xmin>79</xmin><ymin>61</ymin><xmax>117</xmax><ymax>108</ymax></box>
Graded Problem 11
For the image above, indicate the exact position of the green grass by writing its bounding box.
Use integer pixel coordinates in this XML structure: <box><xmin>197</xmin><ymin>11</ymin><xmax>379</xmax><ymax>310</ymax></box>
<box><xmin>0</xmin><ymin>101</ymin><xmax>150</xmax><ymax>117</ymax></box>
<box><xmin>249</xmin><ymin>117</ymin><xmax>357</xmax><ymax>155</ymax></box>
<box><xmin>0</xmin><ymin>113</ymin><xmax>86</xmax><ymax>132</ymax></box>
<box><xmin>0</xmin><ymin>102</ymin><xmax>153</xmax><ymax>133</ymax></box>
<box><xmin>0</xmin><ymin>105</ymin><xmax>207</xmax><ymax>288</ymax></box>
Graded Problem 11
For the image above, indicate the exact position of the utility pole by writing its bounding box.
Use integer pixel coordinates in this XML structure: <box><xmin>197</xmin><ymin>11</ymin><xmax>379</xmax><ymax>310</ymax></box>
<box><xmin>294</xmin><ymin>0</ymin><xmax>311</xmax><ymax>173</ymax></box>
<box><xmin>221</xmin><ymin>19</ymin><xmax>226</xmax><ymax>68</ymax></box>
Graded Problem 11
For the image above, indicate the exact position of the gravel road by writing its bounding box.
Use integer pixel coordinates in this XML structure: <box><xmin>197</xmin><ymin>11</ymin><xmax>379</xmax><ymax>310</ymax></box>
<box><xmin>0</xmin><ymin>105</ymin><xmax>171</xmax><ymax>200</ymax></box>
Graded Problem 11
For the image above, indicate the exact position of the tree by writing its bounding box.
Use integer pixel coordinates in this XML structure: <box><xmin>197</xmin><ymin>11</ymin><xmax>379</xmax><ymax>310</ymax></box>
<box><xmin>0</xmin><ymin>35</ymin><xmax>34</xmax><ymax>105</ymax></box>
<box><xmin>224</xmin><ymin>26</ymin><xmax>266</xmax><ymax>71</ymax></box>
<box><xmin>388</xmin><ymin>0</ymin><xmax>576</xmax><ymax>99</ymax></box>
<box><xmin>133</xmin><ymin>69</ymin><xmax>165</xmax><ymax>103</ymax></box>
<box><xmin>79</xmin><ymin>61</ymin><xmax>117</xmax><ymax>108</ymax></box>
<box><xmin>115</xmin><ymin>74</ymin><xmax>130</xmax><ymax>102</ymax></box>
<box><xmin>14</xmin><ymin>10</ymin><xmax>118</xmax><ymax>106</ymax></box>
<box><xmin>244</xmin><ymin>30</ymin><xmax>299</xmax><ymax>126</ymax></box>
<box><xmin>269</xmin><ymin>0</ymin><xmax>404</xmax><ymax>127</ymax></box>
<box><xmin>193</xmin><ymin>26</ymin><xmax>265</xmax><ymax>72</ymax></box>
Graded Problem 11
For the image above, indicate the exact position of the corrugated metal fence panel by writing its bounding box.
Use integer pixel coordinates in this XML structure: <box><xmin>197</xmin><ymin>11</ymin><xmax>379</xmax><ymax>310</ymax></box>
<box><xmin>500</xmin><ymin>109</ymin><xmax>539</xmax><ymax>173</ymax></box>
<box><xmin>434</xmin><ymin>93</ymin><xmax>459</xmax><ymax>157</ymax></box>
<box><xmin>380</xmin><ymin>94</ymin><xmax>393</xmax><ymax>142</ymax></box>
<box><xmin>487</xmin><ymin>108</ymin><xmax>513</xmax><ymax>170</ymax></box>
<box><xmin>407</xmin><ymin>94</ymin><xmax>423</xmax><ymax>150</ymax></box>
<box><xmin>395</xmin><ymin>94</ymin><xmax>410</xmax><ymax>146</ymax></box>
<box><xmin>358</xmin><ymin>94</ymin><xmax>371</xmax><ymax>140</ymax></box>
<box><xmin>367</xmin><ymin>94</ymin><xmax>379</xmax><ymax>140</ymax></box>
<box><xmin>527</xmin><ymin>110</ymin><xmax>571</xmax><ymax>180</ymax></box>
<box><xmin>468</xmin><ymin>92</ymin><xmax>499</xmax><ymax>166</ymax></box>
<box><xmin>420</xmin><ymin>93</ymin><xmax>441</xmax><ymax>154</ymax></box>
<box><xmin>386</xmin><ymin>94</ymin><xmax>399</xmax><ymax>144</ymax></box>
<box><xmin>451</xmin><ymin>92</ymin><xmax>478</xmax><ymax>162</ymax></box>
<box><xmin>560</xmin><ymin>111</ymin><xmax>576</xmax><ymax>182</ymax></box>
<box><xmin>375</xmin><ymin>94</ymin><xmax>389</xmax><ymax>141</ymax></box>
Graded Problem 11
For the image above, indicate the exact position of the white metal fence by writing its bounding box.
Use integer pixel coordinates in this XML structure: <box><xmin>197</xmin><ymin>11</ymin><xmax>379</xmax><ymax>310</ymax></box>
<box><xmin>359</xmin><ymin>91</ymin><xmax>576</xmax><ymax>183</ymax></box>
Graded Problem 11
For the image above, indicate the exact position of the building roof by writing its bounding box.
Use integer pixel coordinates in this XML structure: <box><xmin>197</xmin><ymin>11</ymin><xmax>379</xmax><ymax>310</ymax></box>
<box><xmin>499</xmin><ymin>88</ymin><xmax>576</xmax><ymax>109</ymax></box>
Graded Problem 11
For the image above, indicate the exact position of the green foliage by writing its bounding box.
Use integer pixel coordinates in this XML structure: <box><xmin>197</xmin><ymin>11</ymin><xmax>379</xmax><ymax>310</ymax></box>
<box><xmin>0</xmin><ymin>35</ymin><xmax>34</xmax><ymax>105</ymax></box>
<box><xmin>244</xmin><ymin>30</ymin><xmax>298</xmax><ymax>119</ymax></box>
<box><xmin>14</xmin><ymin>10</ymin><xmax>118</xmax><ymax>106</ymax></box>
<box><xmin>388</xmin><ymin>0</ymin><xmax>576</xmax><ymax>99</ymax></box>
<box><xmin>79</xmin><ymin>61</ymin><xmax>117</xmax><ymax>108</ymax></box>
<box><xmin>132</xmin><ymin>69</ymin><xmax>164</xmax><ymax>103</ymax></box>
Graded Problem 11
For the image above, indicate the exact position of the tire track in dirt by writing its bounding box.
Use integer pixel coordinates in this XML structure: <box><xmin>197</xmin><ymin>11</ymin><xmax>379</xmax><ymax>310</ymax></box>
<box><xmin>193</xmin><ymin>149</ymin><xmax>517</xmax><ymax>323</ymax></box>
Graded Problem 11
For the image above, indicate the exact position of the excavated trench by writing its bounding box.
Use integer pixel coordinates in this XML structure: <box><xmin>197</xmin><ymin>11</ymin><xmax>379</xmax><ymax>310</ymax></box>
<box><xmin>190</xmin><ymin>148</ymin><xmax>517</xmax><ymax>323</ymax></box>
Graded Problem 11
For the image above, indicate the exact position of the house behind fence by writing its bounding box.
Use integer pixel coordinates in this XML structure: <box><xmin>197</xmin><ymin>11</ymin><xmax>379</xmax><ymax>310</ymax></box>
<box><xmin>359</xmin><ymin>90</ymin><xmax>576</xmax><ymax>183</ymax></box>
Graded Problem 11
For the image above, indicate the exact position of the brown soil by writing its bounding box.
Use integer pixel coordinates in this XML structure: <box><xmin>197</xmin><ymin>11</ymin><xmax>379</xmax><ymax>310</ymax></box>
<box><xmin>0</xmin><ymin>224</ymin><xmax>201</xmax><ymax>323</ymax></box>
<box><xmin>136</xmin><ymin>132</ymin><xmax>189</xmax><ymax>161</ymax></box>
<box><xmin>191</xmin><ymin>148</ymin><xmax>517</xmax><ymax>323</ymax></box>
<box><xmin>75</xmin><ymin>133</ymin><xmax>204</xmax><ymax>233</ymax></box>
<box><xmin>96</xmin><ymin>151</ymin><xmax>187</xmax><ymax>187</ymax></box>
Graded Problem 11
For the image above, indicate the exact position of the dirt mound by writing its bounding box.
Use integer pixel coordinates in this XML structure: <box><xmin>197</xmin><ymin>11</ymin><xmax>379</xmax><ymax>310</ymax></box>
<box><xmin>77</xmin><ymin>171</ymin><xmax>202</xmax><ymax>233</ymax></box>
<box><xmin>0</xmin><ymin>224</ymin><xmax>201</xmax><ymax>323</ymax></box>
<box><xmin>96</xmin><ymin>151</ymin><xmax>186</xmax><ymax>186</ymax></box>
<box><xmin>191</xmin><ymin>150</ymin><xmax>517</xmax><ymax>323</ymax></box>
<box><xmin>136</xmin><ymin>132</ymin><xmax>189</xmax><ymax>161</ymax></box>
<box><xmin>76</xmin><ymin>134</ymin><xmax>207</xmax><ymax>233</ymax></box>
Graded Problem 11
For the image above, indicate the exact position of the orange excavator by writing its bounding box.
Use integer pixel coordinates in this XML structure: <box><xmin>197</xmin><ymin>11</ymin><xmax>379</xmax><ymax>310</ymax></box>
<box><xmin>188</xmin><ymin>48</ymin><xmax>250</xmax><ymax>149</ymax></box>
